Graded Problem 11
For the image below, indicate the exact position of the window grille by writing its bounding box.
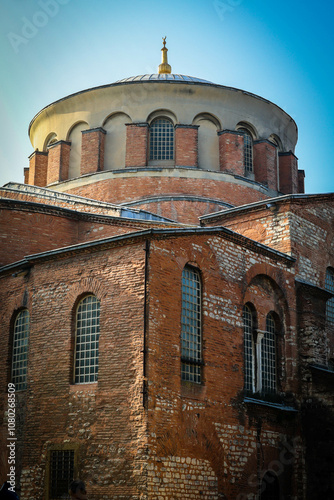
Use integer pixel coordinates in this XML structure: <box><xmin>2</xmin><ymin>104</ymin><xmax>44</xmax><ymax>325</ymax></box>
<box><xmin>12</xmin><ymin>310</ymin><xmax>29</xmax><ymax>391</ymax></box>
<box><xmin>325</xmin><ymin>267</ymin><xmax>334</xmax><ymax>322</ymax></box>
<box><xmin>243</xmin><ymin>305</ymin><xmax>254</xmax><ymax>392</ymax></box>
<box><xmin>181</xmin><ymin>266</ymin><xmax>202</xmax><ymax>383</ymax></box>
<box><xmin>261</xmin><ymin>314</ymin><xmax>277</xmax><ymax>393</ymax></box>
<box><xmin>74</xmin><ymin>295</ymin><xmax>100</xmax><ymax>384</ymax></box>
<box><xmin>149</xmin><ymin>118</ymin><xmax>174</xmax><ymax>161</ymax></box>
<box><xmin>239</xmin><ymin>128</ymin><xmax>253</xmax><ymax>173</ymax></box>
<box><xmin>49</xmin><ymin>449</ymin><xmax>74</xmax><ymax>500</ymax></box>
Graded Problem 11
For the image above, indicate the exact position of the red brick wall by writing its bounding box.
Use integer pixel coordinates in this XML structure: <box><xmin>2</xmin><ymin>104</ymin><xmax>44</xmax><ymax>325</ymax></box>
<box><xmin>218</xmin><ymin>130</ymin><xmax>244</xmax><ymax>175</ymax></box>
<box><xmin>125</xmin><ymin>123</ymin><xmax>148</xmax><ymax>167</ymax></box>
<box><xmin>175</xmin><ymin>125</ymin><xmax>198</xmax><ymax>167</ymax></box>
<box><xmin>298</xmin><ymin>169</ymin><xmax>305</xmax><ymax>193</ymax></box>
<box><xmin>0</xmin><ymin>243</ymin><xmax>147</xmax><ymax>499</ymax></box>
<box><xmin>81</xmin><ymin>128</ymin><xmax>106</xmax><ymax>175</ymax></box>
<box><xmin>28</xmin><ymin>151</ymin><xmax>48</xmax><ymax>187</ymax></box>
<box><xmin>279</xmin><ymin>152</ymin><xmax>298</xmax><ymax>194</ymax></box>
<box><xmin>63</xmin><ymin>175</ymin><xmax>272</xmax><ymax>223</ymax></box>
<box><xmin>47</xmin><ymin>141</ymin><xmax>71</xmax><ymax>184</ymax></box>
<box><xmin>146</xmin><ymin>234</ymin><xmax>300</xmax><ymax>498</ymax></box>
<box><xmin>253</xmin><ymin>140</ymin><xmax>278</xmax><ymax>191</ymax></box>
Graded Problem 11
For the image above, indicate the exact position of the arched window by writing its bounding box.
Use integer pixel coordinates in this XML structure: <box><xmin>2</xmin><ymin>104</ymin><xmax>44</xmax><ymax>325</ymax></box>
<box><xmin>260</xmin><ymin>470</ymin><xmax>280</xmax><ymax>500</ymax></box>
<box><xmin>261</xmin><ymin>313</ymin><xmax>277</xmax><ymax>393</ymax></box>
<box><xmin>243</xmin><ymin>304</ymin><xmax>255</xmax><ymax>392</ymax></box>
<box><xmin>243</xmin><ymin>306</ymin><xmax>278</xmax><ymax>395</ymax></box>
<box><xmin>181</xmin><ymin>266</ymin><xmax>202</xmax><ymax>383</ymax></box>
<box><xmin>238</xmin><ymin>128</ymin><xmax>253</xmax><ymax>173</ymax></box>
<box><xmin>74</xmin><ymin>295</ymin><xmax>100</xmax><ymax>384</ymax></box>
<box><xmin>12</xmin><ymin>309</ymin><xmax>30</xmax><ymax>391</ymax></box>
<box><xmin>325</xmin><ymin>267</ymin><xmax>334</xmax><ymax>322</ymax></box>
<box><xmin>149</xmin><ymin>118</ymin><xmax>174</xmax><ymax>161</ymax></box>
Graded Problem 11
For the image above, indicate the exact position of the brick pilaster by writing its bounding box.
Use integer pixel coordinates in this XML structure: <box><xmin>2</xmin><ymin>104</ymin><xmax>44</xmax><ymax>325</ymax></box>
<box><xmin>175</xmin><ymin>125</ymin><xmax>199</xmax><ymax>167</ymax></box>
<box><xmin>278</xmin><ymin>152</ymin><xmax>298</xmax><ymax>194</ymax></box>
<box><xmin>218</xmin><ymin>130</ymin><xmax>244</xmax><ymax>176</ymax></box>
<box><xmin>253</xmin><ymin>140</ymin><xmax>278</xmax><ymax>191</ymax></box>
<box><xmin>298</xmin><ymin>169</ymin><xmax>305</xmax><ymax>193</ymax></box>
<box><xmin>28</xmin><ymin>150</ymin><xmax>49</xmax><ymax>187</ymax></box>
<box><xmin>125</xmin><ymin>123</ymin><xmax>148</xmax><ymax>167</ymax></box>
<box><xmin>81</xmin><ymin>127</ymin><xmax>106</xmax><ymax>175</ymax></box>
<box><xmin>47</xmin><ymin>141</ymin><xmax>71</xmax><ymax>185</ymax></box>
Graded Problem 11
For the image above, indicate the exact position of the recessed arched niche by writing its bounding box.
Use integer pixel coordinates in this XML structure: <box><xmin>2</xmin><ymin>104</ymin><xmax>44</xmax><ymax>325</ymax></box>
<box><xmin>103</xmin><ymin>112</ymin><xmax>131</xmax><ymax>170</ymax></box>
<box><xmin>67</xmin><ymin>121</ymin><xmax>89</xmax><ymax>179</ymax></box>
<box><xmin>193</xmin><ymin>113</ymin><xmax>221</xmax><ymax>171</ymax></box>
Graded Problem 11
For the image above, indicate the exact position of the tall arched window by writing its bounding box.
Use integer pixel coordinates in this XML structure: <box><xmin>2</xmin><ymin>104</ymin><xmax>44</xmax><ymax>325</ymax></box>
<box><xmin>149</xmin><ymin>118</ymin><xmax>174</xmax><ymax>161</ymax></box>
<box><xmin>238</xmin><ymin>128</ymin><xmax>253</xmax><ymax>173</ymax></box>
<box><xmin>325</xmin><ymin>267</ymin><xmax>334</xmax><ymax>322</ymax></box>
<box><xmin>12</xmin><ymin>309</ymin><xmax>30</xmax><ymax>391</ymax></box>
<box><xmin>243</xmin><ymin>304</ymin><xmax>255</xmax><ymax>392</ymax></box>
<box><xmin>74</xmin><ymin>295</ymin><xmax>100</xmax><ymax>384</ymax></box>
<box><xmin>261</xmin><ymin>313</ymin><xmax>277</xmax><ymax>393</ymax></box>
<box><xmin>181</xmin><ymin>266</ymin><xmax>202</xmax><ymax>383</ymax></box>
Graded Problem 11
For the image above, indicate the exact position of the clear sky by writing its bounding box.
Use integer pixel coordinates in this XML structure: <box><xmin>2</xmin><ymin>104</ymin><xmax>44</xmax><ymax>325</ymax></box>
<box><xmin>0</xmin><ymin>0</ymin><xmax>333</xmax><ymax>193</ymax></box>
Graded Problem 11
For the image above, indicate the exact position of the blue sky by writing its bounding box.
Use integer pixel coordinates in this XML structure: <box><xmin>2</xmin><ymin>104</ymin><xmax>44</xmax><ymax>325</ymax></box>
<box><xmin>0</xmin><ymin>0</ymin><xmax>333</xmax><ymax>193</ymax></box>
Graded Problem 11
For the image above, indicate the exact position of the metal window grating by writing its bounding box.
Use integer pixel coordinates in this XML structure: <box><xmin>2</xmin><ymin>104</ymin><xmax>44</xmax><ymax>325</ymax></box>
<box><xmin>12</xmin><ymin>310</ymin><xmax>29</xmax><ymax>391</ymax></box>
<box><xmin>239</xmin><ymin>128</ymin><xmax>253</xmax><ymax>173</ymax></box>
<box><xmin>261</xmin><ymin>314</ymin><xmax>277</xmax><ymax>393</ymax></box>
<box><xmin>243</xmin><ymin>305</ymin><xmax>254</xmax><ymax>392</ymax></box>
<box><xmin>49</xmin><ymin>449</ymin><xmax>74</xmax><ymax>500</ymax></box>
<box><xmin>181</xmin><ymin>267</ymin><xmax>202</xmax><ymax>383</ymax></box>
<box><xmin>74</xmin><ymin>295</ymin><xmax>100</xmax><ymax>384</ymax></box>
<box><xmin>149</xmin><ymin>118</ymin><xmax>174</xmax><ymax>160</ymax></box>
<box><xmin>325</xmin><ymin>268</ymin><xmax>334</xmax><ymax>322</ymax></box>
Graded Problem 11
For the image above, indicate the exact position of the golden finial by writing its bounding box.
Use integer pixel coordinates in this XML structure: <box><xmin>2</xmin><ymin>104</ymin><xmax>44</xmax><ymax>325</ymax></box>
<box><xmin>158</xmin><ymin>36</ymin><xmax>172</xmax><ymax>74</ymax></box>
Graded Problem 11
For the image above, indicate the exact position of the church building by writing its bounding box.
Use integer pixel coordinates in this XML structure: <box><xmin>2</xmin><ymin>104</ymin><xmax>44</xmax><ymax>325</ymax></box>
<box><xmin>0</xmin><ymin>39</ymin><xmax>333</xmax><ymax>499</ymax></box>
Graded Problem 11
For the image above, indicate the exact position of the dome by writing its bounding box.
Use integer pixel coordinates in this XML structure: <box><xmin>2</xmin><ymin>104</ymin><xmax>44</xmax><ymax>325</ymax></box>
<box><xmin>114</xmin><ymin>73</ymin><xmax>213</xmax><ymax>84</ymax></box>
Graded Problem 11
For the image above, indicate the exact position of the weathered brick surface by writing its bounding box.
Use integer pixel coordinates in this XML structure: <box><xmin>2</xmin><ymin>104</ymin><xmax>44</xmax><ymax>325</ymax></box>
<box><xmin>61</xmin><ymin>174</ymin><xmax>272</xmax><ymax>223</ymax></box>
<box><xmin>218</xmin><ymin>130</ymin><xmax>244</xmax><ymax>175</ymax></box>
<box><xmin>28</xmin><ymin>151</ymin><xmax>48</xmax><ymax>187</ymax></box>
<box><xmin>47</xmin><ymin>141</ymin><xmax>71</xmax><ymax>184</ymax></box>
<box><xmin>279</xmin><ymin>152</ymin><xmax>298</xmax><ymax>194</ymax></box>
<box><xmin>0</xmin><ymin>243</ymin><xmax>148</xmax><ymax>499</ymax></box>
<box><xmin>175</xmin><ymin>125</ymin><xmax>198</xmax><ymax>167</ymax></box>
<box><xmin>125</xmin><ymin>124</ymin><xmax>148</xmax><ymax>167</ymax></box>
<box><xmin>81</xmin><ymin>128</ymin><xmax>106</xmax><ymax>175</ymax></box>
<box><xmin>253</xmin><ymin>140</ymin><xmax>278</xmax><ymax>190</ymax></box>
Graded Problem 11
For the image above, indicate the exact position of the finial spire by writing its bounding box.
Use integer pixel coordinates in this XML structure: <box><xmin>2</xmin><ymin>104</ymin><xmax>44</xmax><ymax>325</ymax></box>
<box><xmin>158</xmin><ymin>36</ymin><xmax>172</xmax><ymax>74</ymax></box>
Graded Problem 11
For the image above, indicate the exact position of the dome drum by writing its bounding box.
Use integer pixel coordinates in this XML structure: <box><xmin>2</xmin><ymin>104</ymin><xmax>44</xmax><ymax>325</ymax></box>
<box><xmin>26</xmin><ymin>75</ymin><xmax>302</xmax><ymax>221</ymax></box>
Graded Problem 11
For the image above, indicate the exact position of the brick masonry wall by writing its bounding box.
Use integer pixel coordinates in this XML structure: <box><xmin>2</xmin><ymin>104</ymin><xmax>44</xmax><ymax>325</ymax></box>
<box><xmin>218</xmin><ymin>131</ymin><xmax>244</xmax><ymax>175</ymax></box>
<box><xmin>62</xmin><ymin>175</ymin><xmax>272</xmax><ymax>223</ymax></box>
<box><xmin>279</xmin><ymin>152</ymin><xmax>298</xmax><ymax>194</ymax></box>
<box><xmin>28</xmin><ymin>151</ymin><xmax>48</xmax><ymax>187</ymax></box>
<box><xmin>253</xmin><ymin>140</ymin><xmax>278</xmax><ymax>191</ymax></box>
<box><xmin>175</xmin><ymin>125</ymin><xmax>198</xmax><ymax>167</ymax></box>
<box><xmin>81</xmin><ymin>128</ymin><xmax>106</xmax><ymax>175</ymax></box>
<box><xmin>146</xmin><ymin>233</ymin><xmax>300</xmax><ymax>498</ymax></box>
<box><xmin>0</xmin><ymin>242</ymin><xmax>148</xmax><ymax>499</ymax></box>
<box><xmin>47</xmin><ymin>141</ymin><xmax>71</xmax><ymax>184</ymax></box>
<box><xmin>125</xmin><ymin>124</ymin><xmax>148</xmax><ymax>167</ymax></box>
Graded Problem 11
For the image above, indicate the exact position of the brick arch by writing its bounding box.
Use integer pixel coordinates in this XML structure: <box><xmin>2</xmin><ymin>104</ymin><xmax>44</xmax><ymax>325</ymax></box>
<box><xmin>243</xmin><ymin>263</ymin><xmax>291</xmax><ymax>329</ymax></box>
<box><xmin>66</xmin><ymin>277</ymin><xmax>108</xmax><ymax>313</ymax></box>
